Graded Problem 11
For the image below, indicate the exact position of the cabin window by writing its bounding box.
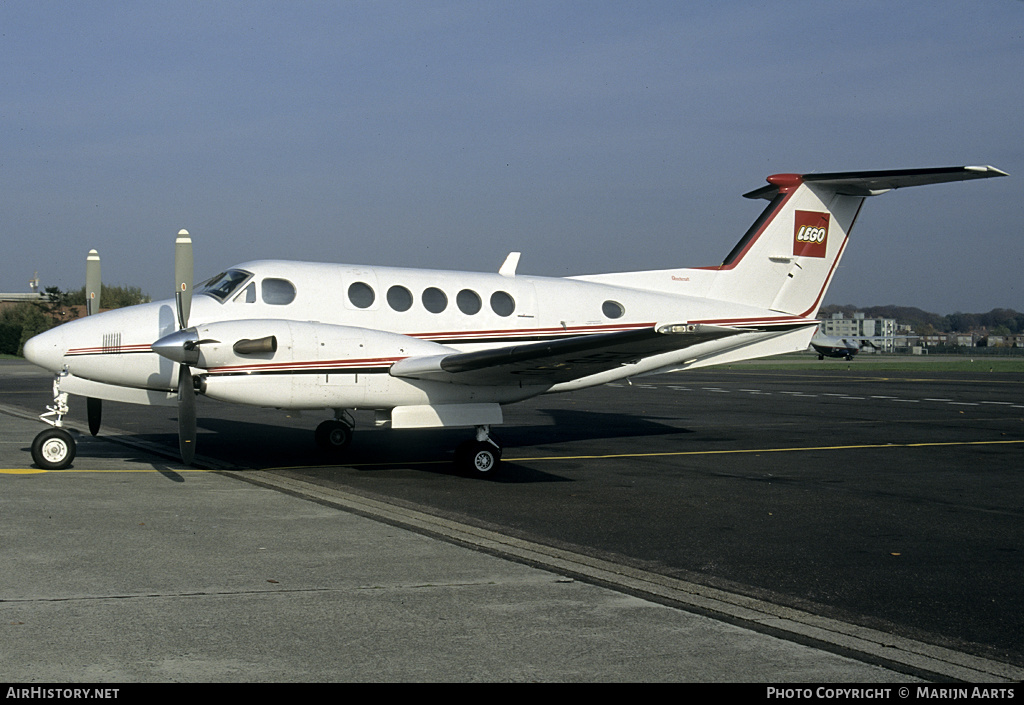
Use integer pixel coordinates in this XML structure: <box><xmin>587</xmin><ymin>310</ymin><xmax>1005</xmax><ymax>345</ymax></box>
<box><xmin>348</xmin><ymin>282</ymin><xmax>375</xmax><ymax>309</ymax></box>
<box><xmin>233</xmin><ymin>281</ymin><xmax>256</xmax><ymax>304</ymax></box>
<box><xmin>490</xmin><ymin>291</ymin><xmax>515</xmax><ymax>317</ymax></box>
<box><xmin>387</xmin><ymin>285</ymin><xmax>413</xmax><ymax>312</ymax></box>
<box><xmin>422</xmin><ymin>287</ymin><xmax>448</xmax><ymax>313</ymax></box>
<box><xmin>602</xmin><ymin>300</ymin><xmax>625</xmax><ymax>319</ymax></box>
<box><xmin>261</xmin><ymin>278</ymin><xmax>296</xmax><ymax>305</ymax></box>
<box><xmin>457</xmin><ymin>289</ymin><xmax>482</xmax><ymax>315</ymax></box>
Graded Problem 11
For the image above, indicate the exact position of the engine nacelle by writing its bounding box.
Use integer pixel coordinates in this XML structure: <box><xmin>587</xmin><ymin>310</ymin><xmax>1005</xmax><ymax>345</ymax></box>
<box><xmin>189</xmin><ymin>319</ymin><xmax>445</xmax><ymax>371</ymax></box>
<box><xmin>192</xmin><ymin>319</ymin><xmax>456</xmax><ymax>409</ymax></box>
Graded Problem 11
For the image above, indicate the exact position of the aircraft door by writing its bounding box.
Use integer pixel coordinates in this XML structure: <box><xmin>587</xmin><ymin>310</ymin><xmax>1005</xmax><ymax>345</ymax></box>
<box><xmin>499</xmin><ymin>280</ymin><xmax>537</xmax><ymax>328</ymax></box>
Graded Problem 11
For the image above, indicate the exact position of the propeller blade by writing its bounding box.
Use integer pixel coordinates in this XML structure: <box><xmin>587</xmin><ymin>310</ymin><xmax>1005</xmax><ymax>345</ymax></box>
<box><xmin>86</xmin><ymin>248</ymin><xmax>103</xmax><ymax>435</ymax></box>
<box><xmin>177</xmin><ymin>364</ymin><xmax>196</xmax><ymax>465</ymax></box>
<box><xmin>86</xmin><ymin>249</ymin><xmax>101</xmax><ymax>316</ymax></box>
<box><xmin>87</xmin><ymin>397</ymin><xmax>102</xmax><ymax>437</ymax></box>
<box><xmin>175</xmin><ymin>229</ymin><xmax>193</xmax><ymax>330</ymax></box>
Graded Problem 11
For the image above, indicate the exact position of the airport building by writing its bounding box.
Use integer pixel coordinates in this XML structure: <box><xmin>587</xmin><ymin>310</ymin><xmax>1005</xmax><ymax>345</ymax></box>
<box><xmin>819</xmin><ymin>312</ymin><xmax>898</xmax><ymax>353</ymax></box>
<box><xmin>1</xmin><ymin>272</ymin><xmax>48</xmax><ymax>309</ymax></box>
<box><xmin>820</xmin><ymin>312</ymin><xmax>1024</xmax><ymax>352</ymax></box>
<box><xmin>0</xmin><ymin>292</ymin><xmax>48</xmax><ymax>316</ymax></box>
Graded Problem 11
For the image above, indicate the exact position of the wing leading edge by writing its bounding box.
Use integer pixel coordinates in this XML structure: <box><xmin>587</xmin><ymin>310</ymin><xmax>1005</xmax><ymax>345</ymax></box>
<box><xmin>389</xmin><ymin>322</ymin><xmax>810</xmax><ymax>385</ymax></box>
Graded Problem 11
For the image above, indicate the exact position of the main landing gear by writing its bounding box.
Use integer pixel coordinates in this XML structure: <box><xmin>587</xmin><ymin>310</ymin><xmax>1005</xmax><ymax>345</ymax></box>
<box><xmin>314</xmin><ymin>414</ymin><xmax>502</xmax><ymax>477</ymax></box>
<box><xmin>31</xmin><ymin>374</ymin><xmax>77</xmax><ymax>470</ymax></box>
<box><xmin>455</xmin><ymin>425</ymin><xmax>502</xmax><ymax>476</ymax></box>
<box><xmin>315</xmin><ymin>412</ymin><xmax>355</xmax><ymax>453</ymax></box>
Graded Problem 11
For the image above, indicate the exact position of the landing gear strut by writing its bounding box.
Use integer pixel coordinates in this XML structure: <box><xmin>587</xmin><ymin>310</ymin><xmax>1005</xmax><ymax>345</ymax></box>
<box><xmin>455</xmin><ymin>425</ymin><xmax>502</xmax><ymax>476</ymax></box>
<box><xmin>31</xmin><ymin>373</ymin><xmax>77</xmax><ymax>470</ymax></box>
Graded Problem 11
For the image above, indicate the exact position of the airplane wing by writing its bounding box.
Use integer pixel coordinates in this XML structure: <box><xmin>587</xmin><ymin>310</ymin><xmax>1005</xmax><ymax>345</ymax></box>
<box><xmin>389</xmin><ymin>322</ymin><xmax>790</xmax><ymax>385</ymax></box>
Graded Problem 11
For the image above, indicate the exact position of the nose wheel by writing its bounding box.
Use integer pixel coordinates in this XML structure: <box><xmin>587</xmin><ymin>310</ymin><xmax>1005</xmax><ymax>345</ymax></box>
<box><xmin>31</xmin><ymin>428</ymin><xmax>76</xmax><ymax>470</ymax></box>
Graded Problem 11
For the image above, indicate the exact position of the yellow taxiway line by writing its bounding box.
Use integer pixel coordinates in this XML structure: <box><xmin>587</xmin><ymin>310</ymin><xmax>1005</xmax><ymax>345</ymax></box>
<box><xmin>513</xmin><ymin>438</ymin><xmax>1024</xmax><ymax>462</ymax></box>
<box><xmin>3</xmin><ymin>438</ymin><xmax>1021</xmax><ymax>474</ymax></box>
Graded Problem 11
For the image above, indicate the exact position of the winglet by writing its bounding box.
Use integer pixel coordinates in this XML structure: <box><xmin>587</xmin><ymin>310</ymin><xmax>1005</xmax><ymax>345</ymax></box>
<box><xmin>499</xmin><ymin>252</ymin><xmax>521</xmax><ymax>277</ymax></box>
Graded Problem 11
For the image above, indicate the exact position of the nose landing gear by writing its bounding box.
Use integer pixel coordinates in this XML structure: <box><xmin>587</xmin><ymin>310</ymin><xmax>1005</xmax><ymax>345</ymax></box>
<box><xmin>31</xmin><ymin>373</ymin><xmax>77</xmax><ymax>470</ymax></box>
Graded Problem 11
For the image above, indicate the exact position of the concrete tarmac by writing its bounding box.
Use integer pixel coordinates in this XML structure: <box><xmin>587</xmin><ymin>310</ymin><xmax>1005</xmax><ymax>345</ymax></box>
<box><xmin>1</xmin><ymin>360</ymin><xmax>1020</xmax><ymax>683</ymax></box>
<box><xmin>0</xmin><ymin>407</ymin><xmax>907</xmax><ymax>683</ymax></box>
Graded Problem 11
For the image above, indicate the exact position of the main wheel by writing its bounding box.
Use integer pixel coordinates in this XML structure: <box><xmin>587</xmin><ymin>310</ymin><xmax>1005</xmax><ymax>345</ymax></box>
<box><xmin>315</xmin><ymin>420</ymin><xmax>353</xmax><ymax>453</ymax></box>
<box><xmin>456</xmin><ymin>440</ymin><xmax>501</xmax><ymax>476</ymax></box>
<box><xmin>31</xmin><ymin>428</ymin><xmax>76</xmax><ymax>470</ymax></box>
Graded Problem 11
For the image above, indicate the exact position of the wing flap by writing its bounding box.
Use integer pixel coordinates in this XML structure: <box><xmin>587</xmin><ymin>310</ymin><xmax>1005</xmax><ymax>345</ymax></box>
<box><xmin>389</xmin><ymin>323</ymin><xmax>747</xmax><ymax>385</ymax></box>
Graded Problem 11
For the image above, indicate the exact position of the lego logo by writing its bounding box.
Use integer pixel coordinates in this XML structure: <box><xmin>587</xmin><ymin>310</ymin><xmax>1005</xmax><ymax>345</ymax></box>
<box><xmin>796</xmin><ymin>225</ymin><xmax>827</xmax><ymax>244</ymax></box>
<box><xmin>793</xmin><ymin>211</ymin><xmax>829</xmax><ymax>258</ymax></box>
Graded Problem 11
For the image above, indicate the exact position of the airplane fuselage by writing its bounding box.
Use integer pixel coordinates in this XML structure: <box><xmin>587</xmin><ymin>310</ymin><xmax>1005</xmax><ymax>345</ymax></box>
<box><xmin>26</xmin><ymin>258</ymin><xmax>815</xmax><ymax>413</ymax></box>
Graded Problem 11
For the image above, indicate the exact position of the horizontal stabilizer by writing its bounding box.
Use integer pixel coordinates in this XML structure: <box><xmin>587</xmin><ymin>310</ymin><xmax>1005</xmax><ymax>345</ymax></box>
<box><xmin>744</xmin><ymin>165</ymin><xmax>1007</xmax><ymax>200</ymax></box>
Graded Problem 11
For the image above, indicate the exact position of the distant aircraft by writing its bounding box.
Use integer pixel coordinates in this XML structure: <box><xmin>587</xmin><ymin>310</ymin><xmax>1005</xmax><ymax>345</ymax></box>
<box><xmin>23</xmin><ymin>166</ymin><xmax>1006</xmax><ymax>473</ymax></box>
<box><xmin>810</xmin><ymin>327</ymin><xmax>881</xmax><ymax>361</ymax></box>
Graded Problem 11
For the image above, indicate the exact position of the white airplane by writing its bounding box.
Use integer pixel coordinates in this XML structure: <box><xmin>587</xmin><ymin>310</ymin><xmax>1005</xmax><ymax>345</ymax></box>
<box><xmin>810</xmin><ymin>328</ymin><xmax>881</xmax><ymax>360</ymax></box>
<box><xmin>23</xmin><ymin>165</ymin><xmax>1006</xmax><ymax>473</ymax></box>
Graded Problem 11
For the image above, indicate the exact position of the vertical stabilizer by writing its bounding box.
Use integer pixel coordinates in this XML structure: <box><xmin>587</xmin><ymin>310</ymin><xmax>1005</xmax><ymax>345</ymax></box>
<box><xmin>704</xmin><ymin>166</ymin><xmax>1007</xmax><ymax>318</ymax></box>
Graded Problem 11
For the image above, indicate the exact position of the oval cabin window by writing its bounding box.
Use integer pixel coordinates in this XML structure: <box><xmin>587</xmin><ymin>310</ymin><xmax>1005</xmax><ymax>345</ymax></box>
<box><xmin>422</xmin><ymin>287</ymin><xmax>448</xmax><ymax>313</ymax></box>
<box><xmin>602</xmin><ymin>300</ymin><xmax>625</xmax><ymax>319</ymax></box>
<box><xmin>490</xmin><ymin>291</ymin><xmax>515</xmax><ymax>317</ymax></box>
<box><xmin>261</xmin><ymin>278</ymin><xmax>296</xmax><ymax>305</ymax></box>
<box><xmin>387</xmin><ymin>285</ymin><xmax>413</xmax><ymax>312</ymax></box>
<box><xmin>457</xmin><ymin>289</ymin><xmax>482</xmax><ymax>315</ymax></box>
<box><xmin>348</xmin><ymin>282</ymin><xmax>375</xmax><ymax>309</ymax></box>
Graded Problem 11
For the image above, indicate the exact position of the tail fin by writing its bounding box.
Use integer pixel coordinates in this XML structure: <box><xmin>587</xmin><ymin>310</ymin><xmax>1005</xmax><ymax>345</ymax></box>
<box><xmin>704</xmin><ymin>166</ymin><xmax>1007</xmax><ymax>318</ymax></box>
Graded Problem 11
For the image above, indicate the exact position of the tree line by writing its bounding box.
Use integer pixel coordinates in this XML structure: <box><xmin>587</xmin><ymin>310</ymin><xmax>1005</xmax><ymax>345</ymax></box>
<box><xmin>819</xmin><ymin>305</ymin><xmax>1024</xmax><ymax>337</ymax></box>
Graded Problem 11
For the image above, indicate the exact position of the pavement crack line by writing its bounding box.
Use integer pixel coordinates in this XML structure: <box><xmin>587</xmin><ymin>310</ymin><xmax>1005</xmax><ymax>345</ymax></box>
<box><xmin>0</xmin><ymin>581</ymin><xmax>504</xmax><ymax>605</ymax></box>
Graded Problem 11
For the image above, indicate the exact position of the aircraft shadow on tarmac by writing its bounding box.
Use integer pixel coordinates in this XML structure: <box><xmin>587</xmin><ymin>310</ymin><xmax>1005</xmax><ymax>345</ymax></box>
<box><xmin>95</xmin><ymin>406</ymin><xmax>694</xmax><ymax>482</ymax></box>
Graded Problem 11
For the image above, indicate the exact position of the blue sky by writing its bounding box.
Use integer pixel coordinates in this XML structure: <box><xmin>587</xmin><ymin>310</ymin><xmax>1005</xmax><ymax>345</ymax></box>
<box><xmin>3</xmin><ymin>1</ymin><xmax>1022</xmax><ymax>313</ymax></box>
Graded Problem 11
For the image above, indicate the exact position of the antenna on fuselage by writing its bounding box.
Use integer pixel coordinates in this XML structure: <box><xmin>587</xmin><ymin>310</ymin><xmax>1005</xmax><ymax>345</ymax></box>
<box><xmin>499</xmin><ymin>252</ymin><xmax>521</xmax><ymax>277</ymax></box>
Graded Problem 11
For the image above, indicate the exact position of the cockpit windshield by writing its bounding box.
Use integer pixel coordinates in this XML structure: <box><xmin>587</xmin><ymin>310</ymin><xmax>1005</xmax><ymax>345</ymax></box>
<box><xmin>199</xmin><ymin>269</ymin><xmax>253</xmax><ymax>302</ymax></box>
